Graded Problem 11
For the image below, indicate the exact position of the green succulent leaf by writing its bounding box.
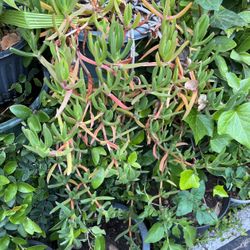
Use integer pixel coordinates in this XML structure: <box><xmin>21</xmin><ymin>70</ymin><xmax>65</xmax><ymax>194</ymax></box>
<box><xmin>0</xmin><ymin>236</ymin><xmax>10</xmax><ymax>250</ymax></box>
<box><xmin>0</xmin><ymin>175</ymin><xmax>10</xmax><ymax>186</ymax></box>
<box><xmin>4</xmin><ymin>183</ymin><xmax>17</xmax><ymax>203</ymax></box>
<box><xmin>18</xmin><ymin>183</ymin><xmax>35</xmax><ymax>193</ymax></box>
<box><xmin>9</xmin><ymin>104</ymin><xmax>32</xmax><ymax>120</ymax></box>
<box><xmin>3</xmin><ymin>161</ymin><xmax>17</xmax><ymax>175</ymax></box>
<box><xmin>91</xmin><ymin>147</ymin><xmax>107</xmax><ymax>166</ymax></box>
<box><xmin>0</xmin><ymin>151</ymin><xmax>6</xmax><ymax>166</ymax></box>
<box><xmin>91</xmin><ymin>167</ymin><xmax>105</xmax><ymax>189</ymax></box>
<box><xmin>22</xmin><ymin>217</ymin><xmax>43</xmax><ymax>235</ymax></box>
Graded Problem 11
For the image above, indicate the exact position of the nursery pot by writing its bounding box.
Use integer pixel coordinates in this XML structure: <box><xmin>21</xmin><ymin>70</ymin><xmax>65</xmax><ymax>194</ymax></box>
<box><xmin>112</xmin><ymin>202</ymin><xmax>150</xmax><ymax>250</ymax></box>
<box><xmin>230</xmin><ymin>198</ymin><xmax>250</xmax><ymax>207</ymax></box>
<box><xmin>28</xmin><ymin>240</ymin><xmax>52</xmax><ymax>250</ymax></box>
<box><xmin>0</xmin><ymin>38</ymin><xmax>27</xmax><ymax>104</ymax></box>
<box><xmin>0</xmin><ymin>70</ymin><xmax>49</xmax><ymax>135</ymax></box>
<box><xmin>196</xmin><ymin>197</ymin><xmax>230</xmax><ymax>236</ymax></box>
<box><xmin>78</xmin><ymin>23</ymin><xmax>153</xmax><ymax>81</ymax></box>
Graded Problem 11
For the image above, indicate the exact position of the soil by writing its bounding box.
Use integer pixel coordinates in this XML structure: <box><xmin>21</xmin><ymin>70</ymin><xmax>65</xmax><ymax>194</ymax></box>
<box><xmin>0</xmin><ymin>67</ymin><xmax>43</xmax><ymax>123</ymax></box>
<box><xmin>0</xmin><ymin>31</ymin><xmax>20</xmax><ymax>51</ymax></box>
<box><xmin>81</xmin><ymin>219</ymin><xmax>141</xmax><ymax>250</ymax></box>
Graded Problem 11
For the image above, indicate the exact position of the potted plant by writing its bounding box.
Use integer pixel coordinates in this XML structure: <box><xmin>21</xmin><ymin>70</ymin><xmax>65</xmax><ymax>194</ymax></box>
<box><xmin>0</xmin><ymin>2</ymin><xmax>28</xmax><ymax>104</ymax></box>
<box><xmin>17</xmin><ymin>0</ymin><xmax>250</xmax><ymax>249</ymax></box>
<box><xmin>223</xmin><ymin>166</ymin><xmax>250</xmax><ymax>206</ymax></box>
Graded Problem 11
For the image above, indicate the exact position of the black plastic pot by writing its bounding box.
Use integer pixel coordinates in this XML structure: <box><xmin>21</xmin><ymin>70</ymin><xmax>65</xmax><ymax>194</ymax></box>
<box><xmin>0</xmin><ymin>70</ymin><xmax>49</xmax><ymax>135</ymax></box>
<box><xmin>112</xmin><ymin>202</ymin><xmax>150</xmax><ymax>250</ymax></box>
<box><xmin>28</xmin><ymin>240</ymin><xmax>52</xmax><ymax>250</ymax></box>
<box><xmin>230</xmin><ymin>198</ymin><xmax>250</xmax><ymax>207</ymax></box>
<box><xmin>78</xmin><ymin>24</ymin><xmax>153</xmax><ymax>81</ymax></box>
<box><xmin>0</xmin><ymin>38</ymin><xmax>27</xmax><ymax>104</ymax></box>
<box><xmin>196</xmin><ymin>197</ymin><xmax>230</xmax><ymax>236</ymax></box>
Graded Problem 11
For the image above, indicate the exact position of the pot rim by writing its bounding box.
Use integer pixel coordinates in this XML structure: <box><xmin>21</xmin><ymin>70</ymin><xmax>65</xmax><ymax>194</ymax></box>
<box><xmin>0</xmin><ymin>70</ymin><xmax>49</xmax><ymax>134</ymax></box>
<box><xmin>112</xmin><ymin>202</ymin><xmax>150</xmax><ymax>250</ymax></box>
<box><xmin>0</xmin><ymin>37</ymin><xmax>26</xmax><ymax>59</ymax></box>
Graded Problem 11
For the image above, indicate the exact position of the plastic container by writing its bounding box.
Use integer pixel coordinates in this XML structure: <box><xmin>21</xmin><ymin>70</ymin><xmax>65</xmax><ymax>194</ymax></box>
<box><xmin>0</xmin><ymin>38</ymin><xmax>27</xmax><ymax>104</ymax></box>
<box><xmin>0</xmin><ymin>70</ymin><xmax>49</xmax><ymax>135</ymax></box>
<box><xmin>78</xmin><ymin>24</ymin><xmax>153</xmax><ymax>81</ymax></box>
<box><xmin>112</xmin><ymin>202</ymin><xmax>150</xmax><ymax>250</ymax></box>
<box><xmin>28</xmin><ymin>240</ymin><xmax>52</xmax><ymax>250</ymax></box>
<box><xmin>196</xmin><ymin>197</ymin><xmax>230</xmax><ymax>236</ymax></box>
<box><xmin>230</xmin><ymin>198</ymin><xmax>250</xmax><ymax>207</ymax></box>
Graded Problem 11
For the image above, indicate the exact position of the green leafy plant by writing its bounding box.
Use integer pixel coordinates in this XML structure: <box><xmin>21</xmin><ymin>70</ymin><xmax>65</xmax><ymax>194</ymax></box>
<box><xmin>223</xmin><ymin>166</ymin><xmax>250</xmax><ymax>200</ymax></box>
<box><xmin>0</xmin><ymin>133</ymin><xmax>44</xmax><ymax>250</ymax></box>
<box><xmin>174</xmin><ymin>181</ymin><xmax>219</xmax><ymax>226</ymax></box>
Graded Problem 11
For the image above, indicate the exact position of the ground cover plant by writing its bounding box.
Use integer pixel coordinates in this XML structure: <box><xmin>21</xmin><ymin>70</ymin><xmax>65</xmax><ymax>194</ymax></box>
<box><xmin>0</xmin><ymin>0</ymin><xmax>249</xmax><ymax>249</ymax></box>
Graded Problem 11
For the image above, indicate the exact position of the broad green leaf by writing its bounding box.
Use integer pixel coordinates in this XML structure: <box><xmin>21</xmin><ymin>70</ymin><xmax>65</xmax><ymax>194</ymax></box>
<box><xmin>0</xmin><ymin>151</ymin><xmax>6</xmax><ymax>166</ymax></box>
<box><xmin>211</xmin><ymin>9</ymin><xmax>247</xmax><ymax>30</ymax></box>
<box><xmin>18</xmin><ymin>182</ymin><xmax>35</xmax><ymax>193</ymax></box>
<box><xmin>12</xmin><ymin>237</ymin><xmax>27</xmax><ymax>245</ymax></box>
<box><xmin>23</xmin><ymin>218</ymin><xmax>43</xmax><ymax>235</ymax></box>
<box><xmin>3</xmin><ymin>161</ymin><xmax>17</xmax><ymax>175</ymax></box>
<box><xmin>185</xmin><ymin>110</ymin><xmax>214</xmax><ymax>144</ymax></box>
<box><xmin>36</xmin><ymin>110</ymin><xmax>50</xmax><ymax>122</ymax></box>
<box><xmin>226</xmin><ymin>72</ymin><xmax>250</xmax><ymax>93</ymax></box>
<box><xmin>4</xmin><ymin>183</ymin><xmax>17</xmax><ymax>203</ymax></box>
<box><xmin>210</xmin><ymin>134</ymin><xmax>231</xmax><ymax>153</ymax></box>
<box><xmin>145</xmin><ymin>222</ymin><xmax>165</xmax><ymax>243</ymax></box>
<box><xmin>183</xmin><ymin>226</ymin><xmax>196</xmax><ymax>248</ymax></box>
<box><xmin>176</xmin><ymin>191</ymin><xmax>194</xmax><ymax>216</ymax></box>
<box><xmin>213</xmin><ymin>185</ymin><xmax>228</xmax><ymax>197</ymax></box>
<box><xmin>91</xmin><ymin>167</ymin><xmax>105</xmax><ymax>189</ymax></box>
<box><xmin>230</xmin><ymin>50</ymin><xmax>250</xmax><ymax>66</ymax></box>
<box><xmin>10</xmin><ymin>105</ymin><xmax>32</xmax><ymax>119</ymax></box>
<box><xmin>161</xmin><ymin>241</ymin><xmax>184</xmax><ymax>250</ymax></box>
<box><xmin>27</xmin><ymin>115</ymin><xmax>42</xmax><ymax>132</ymax></box>
<box><xmin>191</xmin><ymin>181</ymin><xmax>206</xmax><ymax>200</ymax></box>
<box><xmin>172</xmin><ymin>225</ymin><xmax>181</xmax><ymax>238</ymax></box>
<box><xmin>209</xmin><ymin>36</ymin><xmax>237</xmax><ymax>52</ymax></box>
<box><xmin>239</xmin><ymin>11</ymin><xmax>250</xmax><ymax>23</ymax></box>
<box><xmin>2</xmin><ymin>134</ymin><xmax>14</xmax><ymax>144</ymax></box>
<box><xmin>94</xmin><ymin>235</ymin><xmax>106</xmax><ymax>250</ymax></box>
<box><xmin>179</xmin><ymin>170</ymin><xmax>200</xmax><ymax>190</ymax></box>
<box><xmin>131</xmin><ymin>130</ymin><xmax>145</xmax><ymax>145</ymax></box>
<box><xmin>218</xmin><ymin>103</ymin><xmax>250</xmax><ymax>148</ymax></box>
<box><xmin>0</xmin><ymin>236</ymin><xmax>10</xmax><ymax>250</ymax></box>
<box><xmin>196</xmin><ymin>209</ymin><xmax>218</xmax><ymax>225</ymax></box>
<box><xmin>195</xmin><ymin>0</ymin><xmax>222</xmax><ymax>10</ymax></box>
<box><xmin>128</xmin><ymin>152</ymin><xmax>137</xmax><ymax>164</ymax></box>
<box><xmin>0</xmin><ymin>175</ymin><xmax>10</xmax><ymax>186</ymax></box>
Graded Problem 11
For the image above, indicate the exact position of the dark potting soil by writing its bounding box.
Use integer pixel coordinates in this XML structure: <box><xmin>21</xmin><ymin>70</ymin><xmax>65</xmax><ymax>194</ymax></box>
<box><xmin>81</xmin><ymin>219</ymin><xmax>141</xmax><ymax>250</ymax></box>
<box><xmin>0</xmin><ymin>68</ymin><xmax>43</xmax><ymax>123</ymax></box>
